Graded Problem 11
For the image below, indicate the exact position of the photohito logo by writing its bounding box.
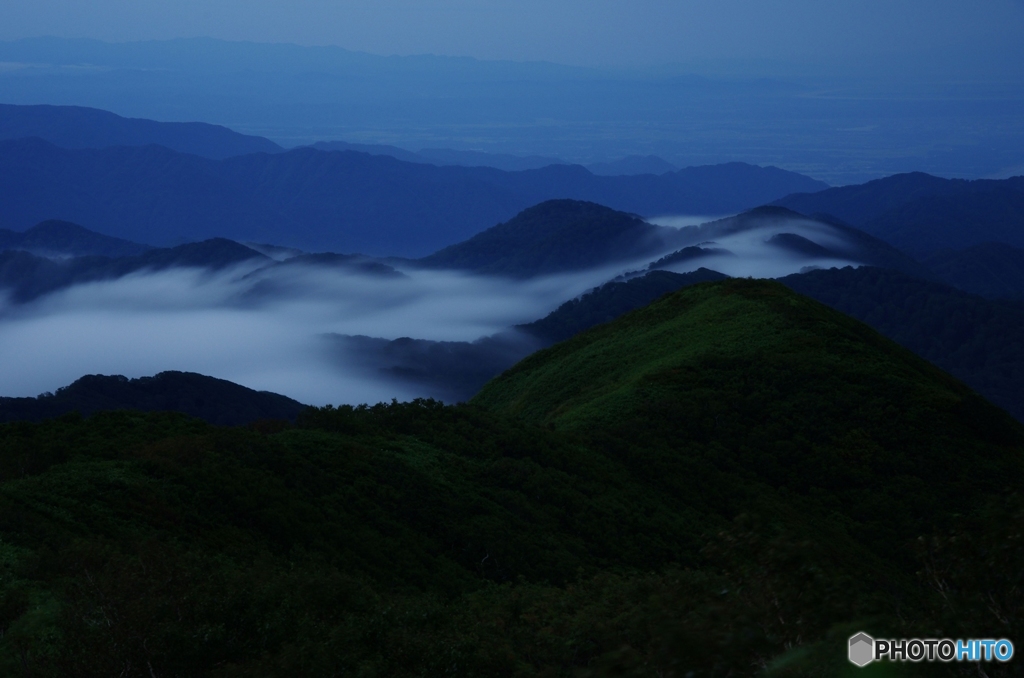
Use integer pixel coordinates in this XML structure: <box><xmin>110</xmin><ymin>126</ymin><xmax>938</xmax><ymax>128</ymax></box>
<box><xmin>849</xmin><ymin>633</ymin><xmax>1014</xmax><ymax>666</ymax></box>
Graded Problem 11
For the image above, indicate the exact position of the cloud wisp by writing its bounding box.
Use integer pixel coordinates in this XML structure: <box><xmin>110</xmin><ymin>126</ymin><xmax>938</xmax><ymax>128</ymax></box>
<box><xmin>0</xmin><ymin>217</ymin><xmax>872</xmax><ymax>406</ymax></box>
<box><xmin>0</xmin><ymin>258</ymin><xmax>656</xmax><ymax>405</ymax></box>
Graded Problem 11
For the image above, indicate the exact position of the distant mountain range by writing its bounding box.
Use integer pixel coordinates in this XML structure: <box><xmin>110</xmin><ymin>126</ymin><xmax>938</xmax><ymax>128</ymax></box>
<box><xmin>0</xmin><ymin>371</ymin><xmax>305</xmax><ymax>425</ymax></box>
<box><xmin>0</xmin><ymin>103</ymin><xmax>688</xmax><ymax>176</ymax></box>
<box><xmin>586</xmin><ymin>155</ymin><xmax>680</xmax><ymax>176</ymax></box>
<box><xmin>0</xmin><ymin>219</ymin><xmax>151</xmax><ymax>258</ymax></box>
<box><xmin>773</xmin><ymin>172</ymin><xmax>1024</xmax><ymax>257</ymax></box>
<box><xmin>310</xmin><ymin>140</ymin><xmax>567</xmax><ymax>172</ymax></box>
<box><xmin>0</xmin><ymin>103</ymin><xmax>282</xmax><ymax>159</ymax></box>
<box><xmin>0</xmin><ymin>137</ymin><xmax>828</xmax><ymax>256</ymax></box>
<box><xmin>4</xmin><ymin>36</ymin><xmax>1022</xmax><ymax>184</ymax></box>
<box><xmin>313</xmin><ymin>142</ymin><xmax>680</xmax><ymax>176</ymax></box>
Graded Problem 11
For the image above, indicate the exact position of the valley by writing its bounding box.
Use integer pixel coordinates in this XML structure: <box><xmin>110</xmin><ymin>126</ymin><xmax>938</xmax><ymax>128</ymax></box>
<box><xmin>0</xmin><ymin>52</ymin><xmax>1022</xmax><ymax>675</ymax></box>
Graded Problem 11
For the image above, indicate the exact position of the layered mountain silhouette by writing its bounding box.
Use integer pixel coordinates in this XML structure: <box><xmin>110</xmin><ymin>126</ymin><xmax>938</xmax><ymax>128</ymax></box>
<box><xmin>311</xmin><ymin>140</ymin><xmax>565</xmax><ymax>172</ymax></box>
<box><xmin>415</xmin><ymin>202</ymin><xmax>928</xmax><ymax>279</ymax></box>
<box><xmin>0</xmin><ymin>237</ymin><xmax>267</xmax><ymax>302</ymax></box>
<box><xmin>0</xmin><ymin>219</ymin><xmax>151</xmax><ymax>258</ymax></box>
<box><xmin>781</xmin><ymin>266</ymin><xmax>1024</xmax><ymax>423</ymax></box>
<box><xmin>0</xmin><ymin>103</ymin><xmax>282</xmax><ymax>159</ymax></box>
<box><xmin>773</xmin><ymin>172</ymin><xmax>1024</xmax><ymax>256</ymax></box>
<box><xmin>924</xmin><ymin>242</ymin><xmax>1024</xmax><ymax>301</ymax></box>
<box><xmin>311</xmin><ymin>142</ymin><xmax>682</xmax><ymax>176</ymax></box>
<box><xmin>586</xmin><ymin>154</ymin><xmax>679</xmax><ymax>176</ymax></box>
<box><xmin>0</xmin><ymin>137</ymin><xmax>827</xmax><ymax>256</ymax></box>
<box><xmin>0</xmin><ymin>371</ymin><xmax>305</xmax><ymax>425</ymax></box>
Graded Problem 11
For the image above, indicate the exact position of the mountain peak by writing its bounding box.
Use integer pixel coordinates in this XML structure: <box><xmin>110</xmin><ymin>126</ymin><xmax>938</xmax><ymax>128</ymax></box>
<box><xmin>419</xmin><ymin>200</ymin><xmax>665</xmax><ymax>277</ymax></box>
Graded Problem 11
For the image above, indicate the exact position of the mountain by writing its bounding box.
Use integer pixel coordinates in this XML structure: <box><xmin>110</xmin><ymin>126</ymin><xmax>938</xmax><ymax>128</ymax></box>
<box><xmin>258</xmin><ymin>252</ymin><xmax>404</xmax><ymax>277</ymax></box>
<box><xmin>311</xmin><ymin>141</ymin><xmax>566</xmax><ymax>171</ymax></box>
<box><xmin>3</xmin><ymin>37</ymin><xmax>1021</xmax><ymax>185</ymax></box>
<box><xmin>781</xmin><ymin>265</ymin><xmax>1024</xmax><ymax>423</ymax></box>
<box><xmin>0</xmin><ymin>137</ymin><xmax>827</xmax><ymax>256</ymax></box>
<box><xmin>587</xmin><ymin>155</ymin><xmax>678</xmax><ymax>176</ymax></box>
<box><xmin>0</xmin><ymin>371</ymin><xmax>305</xmax><ymax>426</ymax></box>
<box><xmin>328</xmin><ymin>269</ymin><xmax>730</xmax><ymax>403</ymax></box>
<box><xmin>309</xmin><ymin>140</ymin><xmax>427</xmax><ymax>164</ymax></box>
<box><xmin>925</xmin><ymin>242</ymin><xmax>1024</xmax><ymax>301</ymax></box>
<box><xmin>416</xmin><ymin>204</ymin><xmax>924</xmax><ymax>281</ymax></box>
<box><xmin>0</xmin><ymin>238</ymin><xmax>267</xmax><ymax>303</ymax></box>
<box><xmin>0</xmin><ymin>104</ymin><xmax>283</xmax><ymax>159</ymax></box>
<box><xmin>637</xmin><ymin>205</ymin><xmax>932</xmax><ymax>280</ymax></box>
<box><xmin>773</xmin><ymin>172</ymin><xmax>1024</xmax><ymax>257</ymax></box>
<box><xmin>2</xmin><ymin>278</ymin><xmax>1022</xmax><ymax>674</ymax></box>
<box><xmin>520</xmin><ymin>268</ymin><xmax>729</xmax><ymax>344</ymax></box>
<box><xmin>417</xmin><ymin>200</ymin><xmax>675</xmax><ymax>277</ymax></box>
<box><xmin>0</xmin><ymin>219</ymin><xmax>151</xmax><ymax>258</ymax></box>
<box><xmin>328</xmin><ymin>332</ymin><xmax>541</xmax><ymax>403</ymax></box>
<box><xmin>416</xmin><ymin>148</ymin><xmax>565</xmax><ymax>172</ymax></box>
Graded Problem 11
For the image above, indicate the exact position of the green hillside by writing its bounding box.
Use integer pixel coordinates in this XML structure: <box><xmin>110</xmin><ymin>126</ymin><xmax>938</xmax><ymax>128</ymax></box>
<box><xmin>475</xmin><ymin>280</ymin><xmax>1024</xmax><ymax>627</ymax></box>
<box><xmin>3</xmin><ymin>279</ymin><xmax>1023</xmax><ymax>676</ymax></box>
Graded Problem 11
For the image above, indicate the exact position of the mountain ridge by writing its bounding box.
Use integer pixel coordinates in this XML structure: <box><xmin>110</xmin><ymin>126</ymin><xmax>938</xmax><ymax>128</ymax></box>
<box><xmin>0</xmin><ymin>103</ymin><xmax>283</xmax><ymax>159</ymax></box>
<box><xmin>0</xmin><ymin>136</ymin><xmax>827</xmax><ymax>256</ymax></box>
<box><xmin>0</xmin><ymin>371</ymin><xmax>305</xmax><ymax>425</ymax></box>
<box><xmin>0</xmin><ymin>219</ymin><xmax>151</xmax><ymax>258</ymax></box>
<box><xmin>773</xmin><ymin>172</ymin><xmax>1024</xmax><ymax>256</ymax></box>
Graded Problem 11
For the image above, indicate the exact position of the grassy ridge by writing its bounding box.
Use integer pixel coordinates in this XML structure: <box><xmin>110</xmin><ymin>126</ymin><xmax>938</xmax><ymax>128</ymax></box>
<box><xmin>2</xmin><ymin>279</ymin><xmax>1023</xmax><ymax>675</ymax></box>
<box><xmin>475</xmin><ymin>278</ymin><xmax>1024</xmax><ymax>582</ymax></box>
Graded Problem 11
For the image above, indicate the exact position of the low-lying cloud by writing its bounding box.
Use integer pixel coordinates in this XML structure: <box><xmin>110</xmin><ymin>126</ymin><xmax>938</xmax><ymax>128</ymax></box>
<box><xmin>0</xmin><ymin>259</ymin><xmax>655</xmax><ymax>405</ymax></box>
<box><xmin>0</xmin><ymin>216</ymin><xmax>870</xmax><ymax>406</ymax></box>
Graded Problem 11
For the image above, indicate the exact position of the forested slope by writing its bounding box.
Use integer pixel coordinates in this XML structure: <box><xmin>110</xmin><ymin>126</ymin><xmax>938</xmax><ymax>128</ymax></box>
<box><xmin>1</xmin><ymin>280</ymin><xmax>1022</xmax><ymax>676</ymax></box>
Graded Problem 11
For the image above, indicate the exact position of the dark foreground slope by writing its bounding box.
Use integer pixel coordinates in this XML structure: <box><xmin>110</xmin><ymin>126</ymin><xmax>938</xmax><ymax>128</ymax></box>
<box><xmin>0</xmin><ymin>372</ymin><xmax>305</xmax><ymax>426</ymax></box>
<box><xmin>475</xmin><ymin>280</ymin><xmax>1024</xmax><ymax>589</ymax></box>
<box><xmin>2</xmin><ymin>280</ymin><xmax>1023</xmax><ymax>676</ymax></box>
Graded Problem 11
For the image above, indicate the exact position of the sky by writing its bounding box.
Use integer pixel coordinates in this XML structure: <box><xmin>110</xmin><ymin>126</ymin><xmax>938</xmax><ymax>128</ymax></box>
<box><xmin>1</xmin><ymin>0</ymin><xmax>1023</xmax><ymax>69</ymax></box>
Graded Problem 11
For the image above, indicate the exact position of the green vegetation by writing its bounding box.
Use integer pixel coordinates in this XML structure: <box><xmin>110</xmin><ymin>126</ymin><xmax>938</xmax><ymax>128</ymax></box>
<box><xmin>2</xmin><ymin>279</ymin><xmax>1023</xmax><ymax>676</ymax></box>
<box><xmin>520</xmin><ymin>268</ymin><xmax>728</xmax><ymax>344</ymax></box>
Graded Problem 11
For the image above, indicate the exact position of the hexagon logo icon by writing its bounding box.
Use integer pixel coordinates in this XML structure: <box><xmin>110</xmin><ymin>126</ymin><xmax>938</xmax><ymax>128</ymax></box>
<box><xmin>849</xmin><ymin>632</ymin><xmax>874</xmax><ymax>667</ymax></box>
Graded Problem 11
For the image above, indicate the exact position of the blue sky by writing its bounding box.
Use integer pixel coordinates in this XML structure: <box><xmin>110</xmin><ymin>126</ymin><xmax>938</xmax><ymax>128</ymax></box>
<box><xmin>1</xmin><ymin>0</ymin><xmax>1023</xmax><ymax>70</ymax></box>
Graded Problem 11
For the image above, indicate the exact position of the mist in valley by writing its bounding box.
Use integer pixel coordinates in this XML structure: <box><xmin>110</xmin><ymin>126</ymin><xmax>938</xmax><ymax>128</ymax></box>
<box><xmin>0</xmin><ymin>255</ymin><xmax>668</xmax><ymax>404</ymax></box>
<box><xmin>0</xmin><ymin>213</ymin><xmax>877</xmax><ymax>405</ymax></box>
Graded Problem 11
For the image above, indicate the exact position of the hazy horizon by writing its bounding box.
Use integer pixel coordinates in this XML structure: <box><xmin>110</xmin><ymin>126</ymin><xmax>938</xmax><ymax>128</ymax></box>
<box><xmin>2</xmin><ymin>0</ymin><xmax>1023</xmax><ymax>75</ymax></box>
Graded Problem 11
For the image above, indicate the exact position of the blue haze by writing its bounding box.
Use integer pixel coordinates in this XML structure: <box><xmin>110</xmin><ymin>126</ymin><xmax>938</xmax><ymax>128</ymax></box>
<box><xmin>0</xmin><ymin>2</ymin><xmax>1022</xmax><ymax>183</ymax></box>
